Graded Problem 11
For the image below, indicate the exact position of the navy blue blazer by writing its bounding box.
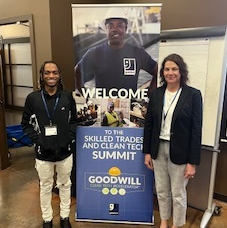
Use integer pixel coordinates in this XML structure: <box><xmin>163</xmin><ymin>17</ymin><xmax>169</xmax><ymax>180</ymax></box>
<box><xmin>143</xmin><ymin>85</ymin><xmax>203</xmax><ymax>165</ymax></box>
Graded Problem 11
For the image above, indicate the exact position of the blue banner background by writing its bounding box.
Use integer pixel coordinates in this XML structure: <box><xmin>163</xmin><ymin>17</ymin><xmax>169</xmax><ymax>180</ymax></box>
<box><xmin>76</xmin><ymin>126</ymin><xmax>154</xmax><ymax>224</ymax></box>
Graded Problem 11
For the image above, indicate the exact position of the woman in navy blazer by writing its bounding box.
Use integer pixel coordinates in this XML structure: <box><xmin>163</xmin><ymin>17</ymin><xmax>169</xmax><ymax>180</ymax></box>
<box><xmin>143</xmin><ymin>54</ymin><xmax>202</xmax><ymax>228</ymax></box>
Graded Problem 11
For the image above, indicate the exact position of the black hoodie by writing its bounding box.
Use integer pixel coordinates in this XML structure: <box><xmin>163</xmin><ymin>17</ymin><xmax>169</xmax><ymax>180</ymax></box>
<box><xmin>21</xmin><ymin>89</ymin><xmax>77</xmax><ymax>162</ymax></box>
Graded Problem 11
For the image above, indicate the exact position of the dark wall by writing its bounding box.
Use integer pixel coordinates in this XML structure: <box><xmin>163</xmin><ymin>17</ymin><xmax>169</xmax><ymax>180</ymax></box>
<box><xmin>49</xmin><ymin>0</ymin><xmax>75</xmax><ymax>90</ymax></box>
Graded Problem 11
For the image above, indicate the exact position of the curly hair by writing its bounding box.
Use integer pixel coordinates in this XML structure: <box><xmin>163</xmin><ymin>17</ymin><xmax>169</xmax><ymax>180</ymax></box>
<box><xmin>38</xmin><ymin>60</ymin><xmax>64</xmax><ymax>91</ymax></box>
<box><xmin>159</xmin><ymin>54</ymin><xmax>189</xmax><ymax>87</ymax></box>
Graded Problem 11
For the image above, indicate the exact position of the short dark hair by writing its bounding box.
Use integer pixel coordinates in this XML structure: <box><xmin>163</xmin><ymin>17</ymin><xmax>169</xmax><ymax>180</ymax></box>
<box><xmin>38</xmin><ymin>60</ymin><xmax>64</xmax><ymax>91</ymax></box>
<box><xmin>159</xmin><ymin>54</ymin><xmax>189</xmax><ymax>87</ymax></box>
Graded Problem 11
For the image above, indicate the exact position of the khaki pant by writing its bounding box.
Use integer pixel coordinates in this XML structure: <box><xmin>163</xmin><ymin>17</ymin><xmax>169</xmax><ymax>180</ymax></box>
<box><xmin>35</xmin><ymin>154</ymin><xmax>73</xmax><ymax>222</ymax></box>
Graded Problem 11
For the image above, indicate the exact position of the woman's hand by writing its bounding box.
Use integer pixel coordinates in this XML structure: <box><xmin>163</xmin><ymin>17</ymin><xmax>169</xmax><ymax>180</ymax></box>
<box><xmin>184</xmin><ymin>163</ymin><xmax>196</xmax><ymax>179</ymax></box>
<box><xmin>144</xmin><ymin>154</ymin><xmax>154</xmax><ymax>170</ymax></box>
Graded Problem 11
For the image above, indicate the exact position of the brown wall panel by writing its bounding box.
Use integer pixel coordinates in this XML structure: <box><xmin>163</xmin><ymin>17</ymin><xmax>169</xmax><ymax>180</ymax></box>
<box><xmin>49</xmin><ymin>0</ymin><xmax>75</xmax><ymax>90</ymax></box>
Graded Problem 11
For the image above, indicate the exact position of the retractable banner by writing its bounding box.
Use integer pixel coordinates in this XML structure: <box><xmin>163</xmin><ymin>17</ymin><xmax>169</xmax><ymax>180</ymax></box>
<box><xmin>76</xmin><ymin>126</ymin><xmax>154</xmax><ymax>224</ymax></box>
<box><xmin>72</xmin><ymin>3</ymin><xmax>162</xmax><ymax>224</ymax></box>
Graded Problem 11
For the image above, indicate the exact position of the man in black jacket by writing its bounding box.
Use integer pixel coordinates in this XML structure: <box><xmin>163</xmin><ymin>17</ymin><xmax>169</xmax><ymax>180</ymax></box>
<box><xmin>21</xmin><ymin>61</ymin><xmax>77</xmax><ymax>228</ymax></box>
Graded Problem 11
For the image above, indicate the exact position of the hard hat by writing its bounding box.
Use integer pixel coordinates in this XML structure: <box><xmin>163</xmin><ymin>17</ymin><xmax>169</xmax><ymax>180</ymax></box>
<box><xmin>100</xmin><ymin>7</ymin><xmax>131</xmax><ymax>31</ymax></box>
<box><xmin>107</xmin><ymin>101</ymin><xmax>114</xmax><ymax>109</ymax></box>
<box><xmin>87</xmin><ymin>100</ymin><xmax>93</xmax><ymax>106</ymax></box>
<box><xmin>133</xmin><ymin>106</ymin><xmax>142</xmax><ymax>115</ymax></box>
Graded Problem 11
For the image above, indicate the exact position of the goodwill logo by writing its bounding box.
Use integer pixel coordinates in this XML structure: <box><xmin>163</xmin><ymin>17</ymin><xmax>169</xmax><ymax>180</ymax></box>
<box><xmin>123</xmin><ymin>58</ymin><xmax>136</xmax><ymax>75</ymax></box>
<box><xmin>85</xmin><ymin>166</ymin><xmax>145</xmax><ymax>195</ymax></box>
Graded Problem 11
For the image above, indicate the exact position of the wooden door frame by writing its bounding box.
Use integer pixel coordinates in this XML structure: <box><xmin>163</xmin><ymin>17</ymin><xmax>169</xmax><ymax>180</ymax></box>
<box><xmin>0</xmin><ymin>14</ymin><xmax>36</xmax><ymax>169</ymax></box>
<box><xmin>0</xmin><ymin>49</ymin><xmax>10</xmax><ymax>170</ymax></box>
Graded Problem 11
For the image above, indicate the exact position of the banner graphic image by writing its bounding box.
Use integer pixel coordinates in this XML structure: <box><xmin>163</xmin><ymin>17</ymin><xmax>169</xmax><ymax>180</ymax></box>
<box><xmin>76</xmin><ymin>127</ymin><xmax>154</xmax><ymax>224</ymax></box>
<box><xmin>72</xmin><ymin>3</ymin><xmax>162</xmax><ymax>224</ymax></box>
<box><xmin>72</xmin><ymin>3</ymin><xmax>162</xmax><ymax>128</ymax></box>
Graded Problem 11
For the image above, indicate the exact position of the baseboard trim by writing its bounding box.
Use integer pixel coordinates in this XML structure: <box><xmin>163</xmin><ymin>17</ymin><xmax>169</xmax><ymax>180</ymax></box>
<box><xmin>214</xmin><ymin>193</ymin><xmax>227</xmax><ymax>202</ymax></box>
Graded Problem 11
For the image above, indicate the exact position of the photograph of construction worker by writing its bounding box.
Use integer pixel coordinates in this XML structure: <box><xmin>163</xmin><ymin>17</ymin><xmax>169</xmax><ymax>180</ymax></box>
<box><xmin>75</xmin><ymin>97</ymin><xmax>100</xmax><ymax>126</ymax></box>
<box><xmin>101</xmin><ymin>101</ymin><xmax>124</xmax><ymax>127</ymax></box>
<box><xmin>73</xmin><ymin>6</ymin><xmax>160</xmax><ymax>98</ymax></box>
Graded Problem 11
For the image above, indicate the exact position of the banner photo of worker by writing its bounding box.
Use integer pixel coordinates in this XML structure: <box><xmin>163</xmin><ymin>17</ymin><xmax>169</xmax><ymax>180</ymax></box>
<box><xmin>72</xmin><ymin>3</ymin><xmax>162</xmax><ymax>127</ymax></box>
<box><xmin>72</xmin><ymin>3</ymin><xmax>162</xmax><ymax>225</ymax></box>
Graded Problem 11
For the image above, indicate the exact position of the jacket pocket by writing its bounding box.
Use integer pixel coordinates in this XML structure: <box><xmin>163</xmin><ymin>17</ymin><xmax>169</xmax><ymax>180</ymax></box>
<box><xmin>35</xmin><ymin>134</ymin><xmax>54</xmax><ymax>155</ymax></box>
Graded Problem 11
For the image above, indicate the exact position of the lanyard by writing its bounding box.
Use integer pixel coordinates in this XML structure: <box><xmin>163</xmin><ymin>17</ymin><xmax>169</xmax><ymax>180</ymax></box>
<box><xmin>163</xmin><ymin>88</ymin><xmax>181</xmax><ymax>121</ymax></box>
<box><xmin>41</xmin><ymin>90</ymin><xmax>59</xmax><ymax>125</ymax></box>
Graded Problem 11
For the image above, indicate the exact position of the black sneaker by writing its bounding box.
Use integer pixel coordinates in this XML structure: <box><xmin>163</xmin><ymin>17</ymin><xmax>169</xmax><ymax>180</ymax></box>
<box><xmin>43</xmin><ymin>220</ymin><xmax>52</xmax><ymax>228</ymax></box>
<box><xmin>60</xmin><ymin>217</ymin><xmax>71</xmax><ymax>228</ymax></box>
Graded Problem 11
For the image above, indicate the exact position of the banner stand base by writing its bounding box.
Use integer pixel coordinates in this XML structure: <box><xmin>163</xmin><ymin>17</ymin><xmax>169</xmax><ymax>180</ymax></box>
<box><xmin>75</xmin><ymin>213</ymin><xmax>154</xmax><ymax>226</ymax></box>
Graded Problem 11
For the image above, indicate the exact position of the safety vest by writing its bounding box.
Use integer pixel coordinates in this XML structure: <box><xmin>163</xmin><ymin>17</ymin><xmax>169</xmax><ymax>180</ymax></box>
<box><xmin>105</xmin><ymin>111</ymin><xmax>119</xmax><ymax>127</ymax></box>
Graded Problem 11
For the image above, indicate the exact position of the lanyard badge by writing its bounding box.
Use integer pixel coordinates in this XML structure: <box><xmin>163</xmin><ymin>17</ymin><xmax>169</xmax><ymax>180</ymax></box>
<box><xmin>41</xmin><ymin>91</ymin><xmax>59</xmax><ymax>136</ymax></box>
<box><xmin>44</xmin><ymin>125</ymin><xmax>57</xmax><ymax>136</ymax></box>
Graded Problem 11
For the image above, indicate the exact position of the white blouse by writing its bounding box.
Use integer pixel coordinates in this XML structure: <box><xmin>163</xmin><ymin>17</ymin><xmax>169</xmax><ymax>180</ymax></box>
<box><xmin>159</xmin><ymin>88</ymin><xmax>182</xmax><ymax>141</ymax></box>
